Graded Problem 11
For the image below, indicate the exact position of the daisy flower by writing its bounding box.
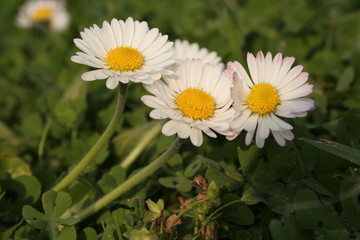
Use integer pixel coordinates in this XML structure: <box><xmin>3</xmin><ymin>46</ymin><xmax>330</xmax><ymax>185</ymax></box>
<box><xmin>174</xmin><ymin>39</ymin><xmax>223</xmax><ymax>65</ymax></box>
<box><xmin>16</xmin><ymin>0</ymin><xmax>69</xmax><ymax>31</ymax></box>
<box><xmin>71</xmin><ymin>17</ymin><xmax>175</xmax><ymax>89</ymax></box>
<box><xmin>226</xmin><ymin>51</ymin><xmax>315</xmax><ymax>148</ymax></box>
<box><xmin>141</xmin><ymin>59</ymin><xmax>235</xmax><ymax>147</ymax></box>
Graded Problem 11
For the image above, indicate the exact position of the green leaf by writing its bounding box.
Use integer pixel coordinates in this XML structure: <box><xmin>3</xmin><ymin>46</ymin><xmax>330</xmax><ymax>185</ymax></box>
<box><xmin>0</xmin><ymin>174</ymin><xmax>41</xmax><ymax>221</ymax></box>
<box><xmin>340</xmin><ymin>176</ymin><xmax>360</xmax><ymax>231</ymax></box>
<box><xmin>167</xmin><ymin>154</ymin><xmax>183</xmax><ymax>175</ymax></box>
<box><xmin>336</xmin><ymin>66</ymin><xmax>355</xmax><ymax>92</ymax></box>
<box><xmin>201</xmin><ymin>157</ymin><xmax>244</xmax><ymax>191</ymax></box>
<box><xmin>101</xmin><ymin>222</ymin><xmax>115</xmax><ymax>240</ymax></box>
<box><xmin>22</xmin><ymin>205</ymin><xmax>48</xmax><ymax>229</ymax></box>
<box><xmin>158</xmin><ymin>176</ymin><xmax>192</xmax><ymax>192</ymax></box>
<box><xmin>223</xmin><ymin>194</ymin><xmax>254</xmax><ymax>225</ymax></box>
<box><xmin>293</xmin><ymin>189</ymin><xmax>345</xmax><ymax>230</ymax></box>
<box><xmin>0</xmin><ymin>156</ymin><xmax>32</xmax><ymax>177</ymax></box>
<box><xmin>301</xmin><ymin>177</ymin><xmax>333</xmax><ymax>197</ymax></box>
<box><xmin>283</xmin><ymin>214</ymin><xmax>316</xmax><ymax>240</ymax></box>
<box><xmin>79</xmin><ymin>227</ymin><xmax>98</xmax><ymax>240</ymax></box>
<box><xmin>269</xmin><ymin>219</ymin><xmax>287</xmax><ymax>240</ymax></box>
<box><xmin>237</xmin><ymin>145</ymin><xmax>262</xmax><ymax>178</ymax></box>
<box><xmin>300</xmin><ymin>138</ymin><xmax>360</xmax><ymax>166</ymax></box>
<box><xmin>184</xmin><ymin>158</ymin><xmax>203</xmax><ymax>178</ymax></box>
<box><xmin>58</xmin><ymin>226</ymin><xmax>77</xmax><ymax>240</ymax></box>
<box><xmin>42</xmin><ymin>190</ymin><xmax>72</xmax><ymax>219</ymax></box>
<box><xmin>55</xmin><ymin>218</ymin><xmax>79</xmax><ymax>226</ymax></box>
<box><xmin>14</xmin><ymin>226</ymin><xmax>39</xmax><ymax>240</ymax></box>
<box><xmin>54</xmin><ymin>192</ymin><xmax>72</xmax><ymax>218</ymax></box>
<box><xmin>42</xmin><ymin>190</ymin><xmax>57</xmax><ymax>217</ymax></box>
<box><xmin>241</xmin><ymin>185</ymin><xmax>262</xmax><ymax>205</ymax></box>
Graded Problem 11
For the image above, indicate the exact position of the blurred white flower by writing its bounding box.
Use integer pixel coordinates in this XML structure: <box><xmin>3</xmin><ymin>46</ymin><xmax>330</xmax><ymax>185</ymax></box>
<box><xmin>174</xmin><ymin>39</ymin><xmax>223</xmax><ymax>66</ymax></box>
<box><xmin>16</xmin><ymin>0</ymin><xmax>69</xmax><ymax>31</ymax></box>
<box><xmin>71</xmin><ymin>17</ymin><xmax>175</xmax><ymax>89</ymax></box>
<box><xmin>226</xmin><ymin>51</ymin><xmax>315</xmax><ymax>148</ymax></box>
<box><xmin>141</xmin><ymin>59</ymin><xmax>235</xmax><ymax>147</ymax></box>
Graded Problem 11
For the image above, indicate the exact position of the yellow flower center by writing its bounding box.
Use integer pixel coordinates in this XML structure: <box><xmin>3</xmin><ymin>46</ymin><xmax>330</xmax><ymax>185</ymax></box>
<box><xmin>105</xmin><ymin>46</ymin><xmax>144</xmax><ymax>72</ymax></box>
<box><xmin>247</xmin><ymin>83</ymin><xmax>280</xmax><ymax>115</ymax></box>
<box><xmin>176</xmin><ymin>88</ymin><xmax>215</xmax><ymax>120</ymax></box>
<box><xmin>32</xmin><ymin>7</ymin><xmax>53</xmax><ymax>22</ymax></box>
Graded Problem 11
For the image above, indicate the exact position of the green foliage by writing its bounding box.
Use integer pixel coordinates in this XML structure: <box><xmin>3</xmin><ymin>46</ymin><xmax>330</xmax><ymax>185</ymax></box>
<box><xmin>0</xmin><ymin>0</ymin><xmax>360</xmax><ymax>239</ymax></box>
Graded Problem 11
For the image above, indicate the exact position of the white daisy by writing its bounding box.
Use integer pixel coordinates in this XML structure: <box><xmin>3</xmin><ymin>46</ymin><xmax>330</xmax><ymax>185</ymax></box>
<box><xmin>226</xmin><ymin>51</ymin><xmax>315</xmax><ymax>148</ymax></box>
<box><xmin>141</xmin><ymin>59</ymin><xmax>235</xmax><ymax>147</ymax></box>
<box><xmin>71</xmin><ymin>17</ymin><xmax>175</xmax><ymax>89</ymax></box>
<box><xmin>16</xmin><ymin>0</ymin><xmax>69</xmax><ymax>31</ymax></box>
<box><xmin>174</xmin><ymin>39</ymin><xmax>223</xmax><ymax>65</ymax></box>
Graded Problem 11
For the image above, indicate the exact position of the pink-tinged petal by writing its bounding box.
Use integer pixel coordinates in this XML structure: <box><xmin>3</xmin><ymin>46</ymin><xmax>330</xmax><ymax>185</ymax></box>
<box><xmin>272</xmin><ymin>56</ymin><xmax>295</xmax><ymax>86</ymax></box>
<box><xmin>278</xmin><ymin>72</ymin><xmax>308</xmax><ymax>94</ymax></box>
<box><xmin>264</xmin><ymin>52</ymin><xmax>273</xmax><ymax>83</ymax></box>
<box><xmin>268</xmin><ymin>53</ymin><xmax>283</xmax><ymax>85</ymax></box>
<box><xmin>270</xmin><ymin>113</ymin><xmax>293</xmax><ymax>130</ymax></box>
<box><xmin>264</xmin><ymin>115</ymin><xmax>280</xmax><ymax>131</ymax></box>
<box><xmin>190</xmin><ymin>128</ymin><xmax>203</xmax><ymax>147</ymax></box>
<box><xmin>277</xmin><ymin>65</ymin><xmax>304</xmax><ymax>89</ymax></box>
<box><xmin>256</xmin><ymin>51</ymin><xmax>266</xmax><ymax>83</ymax></box>
<box><xmin>247</xmin><ymin>53</ymin><xmax>259</xmax><ymax>84</ymax></box>
<box><xmin>229</xmin><ymin>61</ymin><xmax>254</xmax><ymax>87</ymax></box>
<box><xmin>281</xmin><ymin>98</ymin><xmax>315</xmax><ymax>113</ymax></box>
<box><xmin>280</xmin><ymin>83</ymin><xmax>313</xmax><ymax>100</ymax></box>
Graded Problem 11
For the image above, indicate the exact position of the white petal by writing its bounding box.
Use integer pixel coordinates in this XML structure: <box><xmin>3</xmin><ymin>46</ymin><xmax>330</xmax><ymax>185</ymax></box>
<box><xmin>81</xmin><ymin>70</ymin><xmax>109</xmax><ymax>81</ymax></box>
<box><xmin>106</xmin><ymin>76</ymin><xmax>119</xmax><ymax>89</ymax></box>
<box><xmin>190</xmin><ymin>128</ymin><xmax>203</xmax><ymax>146</ymax></box>
<box><xmin>272</xmin><ymin>130</ymin><xmax>286</xmax><ymax>146</ymax></box>
<box><xmin>245</xmin><ymin>131</ymin><xmax>255</xmax><ymax>145</ymax></box>
<box><xmin>247</xmin><ymin>53</ymin><xmax>259</xmax><ymax>84</ymax></box>
<box><xmin>162</xmin><ymin>120</ymin><xmax>180</xmax><ymax>136</ymax></box>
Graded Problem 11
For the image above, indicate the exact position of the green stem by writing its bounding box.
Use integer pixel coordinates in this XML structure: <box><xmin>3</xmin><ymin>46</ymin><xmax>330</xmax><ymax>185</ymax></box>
<box><xmin>76</xmin><ymin>137</ymin><xmax>185</xmax><ymax>221</ymax></box>
<box><xmin>120</xmin><ymin>123</ymin><xmax>161</xmax><ymax>169</ymax></box>
<box><xmin>53</xmin><ymin>83</ymin><xmax>128</xmax><ymax>192</ymax></box>
<box><xmin>38</xmin><ymin>118</ymin><xmax>52</xmax><ymax>168</ymax></box>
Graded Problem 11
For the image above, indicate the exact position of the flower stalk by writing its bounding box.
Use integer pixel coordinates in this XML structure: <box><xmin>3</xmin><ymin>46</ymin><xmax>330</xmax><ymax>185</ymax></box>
<box><xmin>76</xmin><ymin>137</ymin><xmax>185</xmax><ymax>221</ymax></box>
<box><xmin>120</xmin><ymin>123</ymin><xmax>162</xmax><ymax>169</ymax></box>
<box><xmin>53</xmin><ymin>83</ymin><xmax>128</xmax><ymax>192</ymax></box>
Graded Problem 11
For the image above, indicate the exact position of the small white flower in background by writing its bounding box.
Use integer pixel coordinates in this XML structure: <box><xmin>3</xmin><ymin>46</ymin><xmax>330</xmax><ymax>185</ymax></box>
<box><xmin>71</xmin><ymin>17</ymin><xmax>175</xmax><ymax>89</ymax></box>
<box><xmin>226</xmin><ymin>51</ymin><xmax>315</xmax><ymax>148</ymax></box>
<box><xmin>174</xmin><ymin>39</ymin><xmax>223</xmax><ymax>66</ymax></box>
<box><xmin>16</xmin><ymin>0</ymin><xmax>69</xmax><ymax>31</ymax></box>
<box><xmin>141</xmin><ymin>59</ymin><xmax>235</xmax><ymax>147</ymax></box>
